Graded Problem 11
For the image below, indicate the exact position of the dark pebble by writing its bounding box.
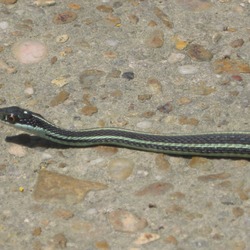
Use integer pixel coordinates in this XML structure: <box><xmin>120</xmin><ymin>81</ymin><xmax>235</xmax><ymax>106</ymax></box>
<box><xmin>122</xmin><ymin>71</ymin><xmax>134</xmax><ymax>80</ymax></box>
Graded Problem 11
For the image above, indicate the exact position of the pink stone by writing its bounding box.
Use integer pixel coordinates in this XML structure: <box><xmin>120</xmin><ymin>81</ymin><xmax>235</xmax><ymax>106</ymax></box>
<box><xmin>12</xmin><ymin>40</ymin><xmax>48</xmax><ymax>64</ymax></box>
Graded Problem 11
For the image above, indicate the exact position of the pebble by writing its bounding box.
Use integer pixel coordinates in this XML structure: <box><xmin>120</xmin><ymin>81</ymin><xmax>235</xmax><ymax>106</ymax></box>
<box><xmin>230</xmin><ymin>38</ymin><xmax>244</xmax><ymax>48</ymax></box>
<box><xmin>79</xmin><ymin>69</ymin><xmax>105</xmax><ymax>86</ymax></box>
<box><xmin>136</xmin><ymin>121</ymin><xmax>152</xmax><ymax>129</ymax></box>
<box><xmin>135</xmin><ymin>182</ymin><xmax>173</xmax><ymax>196</ymax></box>
<box><xmin>213</xmin><ymin>58</ymin><xmax>250</xmax><ymax>74</ymax></box>
<box><xmin>51</xmin><ymin>76</ymin><xmax>69</xmax><ymax>87</ymax></box>
<box><xmin>53</xmin><ymin>11</ymin><xmax>77</xmax><ymax>24</ymax></box>
<box><xmin>108</xmin><ymin>158</ymin><xmax>134</xmax><ymax>180</ymax></box>
<box><xmin>50</xmin><ymin>233</ymin><xmax>67</xmax><ymax>248</ymax></box>
<box><xmin>167</xmin><ymin>53</ymin><xmax>185</xmax><ymax>64</ymax></box>
<box><xmin>33</xmin><ymin>170</ymin><xmax>107</xmax><ymax>204</ymax></box>
<box><xmin>155</xmin><ymin>154</ymin><xmax>171</xmax><ymax>172</ymax></box>
<box><xmin>56</xmin><ymin>34</ymin><xmax>69</xmax><ymax>43</ymax></box>
<box><xmin>157</xmin><ymin>102</ymin><xmax>173</xmax><ymax>113</ymax></box>
<box><xmin>153</xmin><ymin>7</ymin><xmax>173</xmax><ymax>29</ymax></box>
<box><xmin>24</xmin><ymin>86</ymin><xmax>34</xmax><ymax>96</ymax></box>
<box><xmin>122</xmin><ymin>71</ymin><xmax>134</xmax><ymax>80</ymax></box>
<box><xmin>187</xmin><ymin>44</ymin><xmax>213</xmax><ymax>61</ymax></box>
<box><xmin>107</xmin><ymin>209</ymin><xmax>148</xmax><ymax>232</ymax></box>
<box><xmin>0</xmin><ymin>59</ymin><xmax>17</xmax><ymax>74</ymax></box>
<box><xmin>8</xmin><ymin>145</ymin><xmax>27</xmax><ymax>157</ymax></box>
<box><xmin>81</xmin><ymin>105</ymin><xmax>98</xmax><ymax>116</ymax></box>
<box><xmin>0</xmin><ymin>0</ymin><xmax>17</xmax><ymax>4</ymax></box>
<box><xmin>177</xmin><ymin>0</ymin><xmax>213</xmax><ymax>11</ymax></box>
<box><xmin>96</xmin><ymin>5</ymin><xmax>114</xmax><ymax>13</ymax></box>
<box><xmin>147</xmin><ymin>77</ymin><xmax>162</xmax><ymax>93</ymax></box>
<box><xmin>178</xmin><ymin>65</ymin><xmax>199</xmax><ymax>74</ymax></box>
<box><xmin>0</xmin><ymin>21</ymin><xmax>9</xmax><ymax>30</ymax></box>
<box><xmin>34</xmin><ymin>0</ymin><xmax>56</xmax><ymax>6</ymax></box>
<box><xmin>50</xmin><ymin>90</ymin><xmax>70</xmax><ymax>107</ymax></box>
<box><xmin>145</xmin><ymin>30</ymin><xmax>164</xmax><ymax>48</ymax></box>
<box><xmin>178</xmin><ymin>116</ymin><xmax>199</xmax><ymax>126</ymax></box>
<box><xmin>105</xmin><ymin>13</ymin><xmax>121</xmax><ymax>26</ymax></box>
<box><xmin>12</xmin><ymin>40</ymin><xmax>48</xmax><ymax>64</ymax></box>
<box><xmin>134</xmin><ymin>233</ymin><xmax>160</xmax><ymax>245</ymax></box>
<box><xmin>197</xmin><ymin>172</ymin><xmax>231</xmax><ymax>182</ymax></box>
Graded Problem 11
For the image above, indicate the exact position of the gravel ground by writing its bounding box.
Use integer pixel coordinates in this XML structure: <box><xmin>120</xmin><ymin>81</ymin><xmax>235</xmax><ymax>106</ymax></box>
<box><xmin>0</xmin><ymin>0</ymin><xmax>250</xmax><ymax>249</ymax></box>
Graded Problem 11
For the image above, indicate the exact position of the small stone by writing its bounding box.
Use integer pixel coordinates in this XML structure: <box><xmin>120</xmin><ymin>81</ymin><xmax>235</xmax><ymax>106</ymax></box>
<box><xmin>33</xmin><ymin>170</ymin><xmax>107</xmax><ymax>204</ymax></box>
<box><xmin>79</xmin><ymin>69</ymin><xmax>105</xmax><ymax>86</ymax></box>
<box><xmin>107</xmin><ymin>69</ymin><xmax>121</xmax><ymax>78</ymax></box>
<box><xmin>106</xmin><ymin>14</ymin><xmax>121</xmax><ymax>26</ymax></box>
<box><xmin>146</xmin><ymin>30</ymin><xmax>164</xmax><ymax>48</ymax></box>
<box><xmin>0</xmin><ymin>0</ymin><xmax>17</xmax><ymax>4</ymax></box>
<box><xmin>96</xmin><ymin>5</ymin><xmax>113</xmax><ymax>13</ymax></box>
<box><xmin>95</xmin><ymin>241</ymin><xmax>110</xmax><ymax>250</ymax></box>
<box><xmin>198</xmin><ymin>172</ymin><xmax>231</xmax><ymax>182</ymax></box>
<box><xmin>56</xmin><ymin>34</ymin><xmax>69</xmax><ymax>43</ymax></box>
<box><xmin>177</xmin><ymin>97</ymin><xmax>192</xmax><ymax>105</ymax></box>
<box><xmin>153</xmin><ymin>7</ymin><xmax>173</xmax><ymax>29</ymax></box>
<box><xmin>107</xmin><ymin>210</ymin><xmax>148</xmax><ymax>232</ymax></box>
<box><xmin>168</xmin><ymin>53</ymin><xmax>185</xmax><ymax>64</ymax></box>
<box><xmin>213</xmin><ymin>58</ymin><xmax>250</xmax><ymax>74</ymax></box>
<box><xmin>189</xmin><ymin>157</ymin><xmax>213</xmax><ymax>170</ymax></box>
<box><xmin>147</xmin><ymin>77</ymin><xmax>162</xmax><ymax>93</ymax></box>
<box><xmin>128</xmin><ymin>14</ymin><xmax>139</xmax><ymax>24</ymax></box>
<box><xmin>135</xmin><ymin>182</ymin><xmax>173</xmax><ymax>196</ymax></box>
<box><xmin>12</xmin><ymin>40</ymin><xmax>48</xmax><ymax>64</ymax></box>
<box><xmin>34</xmin><ymin>0</ymin><xmax>56</xmax><ymax>6</ymax></box>
<box><xmin>134</xmin><ymin>232</ymin><xmax>160</xmax><ymax>245</ymax></box>
<box><xmin>178</xmin><ymin>65</ymin><xmax>199</xmax><ymax>74</ymax></box>
<box><xmin>157</xmin><ymin>102</ymin><xmax>173</xmax><ymax>113</ymax></box>
<box><xmin>122</xmin><ymin>71</ymin><xmax>134</xmax><ymax>80</ymax></box>
<box><xmin>24</xmin><ymin>87</ymin><xmax>34</xmax><ymax>96</ymax></box>
<box><xmin>51</xmin><ymin>76</ymin><xmax>69</xmax><ymax>87</ymax></box>
<box><xmin>50</xmin><ymin>233</ymin><xmax>67</xmax><ymax>248</ymax></box>
<box><xmin>155</xmin><ymin>154</ymin><xmax>171</xmax><ymax>172</ymax></box>
<box><xmin>53</xmin><ymin>11</ymin><xmax>77</xmax><ymax>24</ymax></box>
<box><xmin>230</xmin><ymin>39</ymin><xmax>244</xmax><ymax>48</ymax></box>
<box><xmin>81</xmin><ymin>105</ymin><xmax>98</xmax><ymax>116</ymax></box>
<box><xmin>0</xmin><ymin>21</ymin><xmax>9</xmax><ymax>30</ymax></box>
<box><xmin>164</xmin><ymin>235</ymin><xmax>178</xmax><ymax>245</ymax></box>
<box><xmin>138</xmin><ymin>94</ymin><xmax>152</xmax><ymax>102</ymax></box>
<box><xmin>187</xmin><ymin>44</ymin><xmax>213</xmax><ymax>61</ymax></box>
<box><xmin>53</xmin><ymin>209</ymin><xmax>74</xmax><ymax>219</ymax></box>
<box><xmin>175</xmin><ymin>39</ymin><xmax>189</xmax><ymax>50</ymax></box>
<box><xmin>177</xmin><ymin>0</ymin><xmax>213</xmax><ymax>11</ymax></box>
<box><xmin>136</xmin><ymin>121</ymin><xmax>152</xmax><ymax>129</ymax></box>
<box><xmin>32</xmin><ymin>227</ymin><xmax>42</xmax><ymax>236</ymax></box>
<box><xmin>178</xmin><ymin>116</ymin><xmax>199</xmax><ymax>126</ymax></box>
<box><xmin>232</xmin><ymin>207</ymin><xmax>244</xmax><ymax>218</ymax></box>
<box><xmin>0</xmin><ymin>59</ymin><xmax>17</xmax><ymax>74</ymax></box>
<box><xmin>50</xmin><ymin>90</ymin><xmax>70</xmax><ymax>107</ymax></box>
<box><xmin>231</xmin><ymin>75</ymin><xmax>243</xmax><ymax>81</ymax></box>
<box><xmin>68</xmin><ymin>3</ymin><xmax>81</xmax><ymax>10</ymax></box>
<box><xmin>108</xmin><ymin>158</ymin><xmax>134</xmax><ymax>180</ymax></box>
<box><xmin>8</xmin><ymin>145</ymin><xmax>27</xmax><ymax>157</ymax></box>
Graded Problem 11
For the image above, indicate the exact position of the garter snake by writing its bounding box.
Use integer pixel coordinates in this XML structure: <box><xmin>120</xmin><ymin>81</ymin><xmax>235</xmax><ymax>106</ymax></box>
<box><xmin>0</xmin><ymin>106</ymin><xmax>249</xmax><ymax>158</ymax></box>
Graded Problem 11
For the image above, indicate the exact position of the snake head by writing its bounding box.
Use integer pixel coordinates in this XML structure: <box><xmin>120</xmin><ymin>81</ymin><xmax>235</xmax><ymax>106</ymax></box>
<box><xmin>0</xmin><ymin>106</ymin><xmax>44</xmax><ymax>127</ymax></box>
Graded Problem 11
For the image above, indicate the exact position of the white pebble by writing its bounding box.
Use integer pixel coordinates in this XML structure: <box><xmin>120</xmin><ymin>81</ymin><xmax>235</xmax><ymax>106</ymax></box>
<box><xmin>24</xmin><ymin>87</ymin><xmax>34</xmax><ymax>95</ymax></box>
<box><xmin>108</xmin><ymin>158</ymin><xmax>134</xmax><ymax>180</ymax></box>
<box><xmin>178</xmin><ymin>65</ymin><xmax>199</xmax><ymax>75</ymax></box>
<box><xmin>168</xmin><ymin>53</ymin><xmax>185</xmax><ymax>64</ymax></box>
<box><xmin>106</xmin><ymin>39</ymin><xmax>119</xmax><ymax>47</ymax></box>
<box><xmin>136</xmin><ymin>121</ymin><xmax>152</xmax><ymax>129</ymax></box>
<box><xmin>0</xmin><ymin>22</ymin><xmax>9</xmax><ymax>30</ymax></box>
<box><xmin>8</xmin><ymin>145</ymin><xmax>27</xmax><ymax>157</ymax></box>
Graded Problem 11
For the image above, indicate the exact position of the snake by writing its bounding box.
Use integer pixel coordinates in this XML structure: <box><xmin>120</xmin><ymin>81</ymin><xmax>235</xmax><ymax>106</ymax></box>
<box><xmin>0</xmin><ymin>106</ymin><xmax>249</xmax><ymax>158</ymax></box>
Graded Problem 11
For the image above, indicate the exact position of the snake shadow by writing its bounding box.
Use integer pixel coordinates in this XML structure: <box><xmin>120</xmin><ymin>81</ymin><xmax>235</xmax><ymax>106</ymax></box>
<box><xmin>5</xmin><ymin>134</ymin><xmax>70</xmax><ymax>149</ymax></box>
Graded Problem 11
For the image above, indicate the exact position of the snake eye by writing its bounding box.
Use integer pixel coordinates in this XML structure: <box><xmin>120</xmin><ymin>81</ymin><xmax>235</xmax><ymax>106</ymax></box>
<box><xmin>5</xmin><ymin>114</ymin><xmax>19</xmax><ymax>124</ymax></box>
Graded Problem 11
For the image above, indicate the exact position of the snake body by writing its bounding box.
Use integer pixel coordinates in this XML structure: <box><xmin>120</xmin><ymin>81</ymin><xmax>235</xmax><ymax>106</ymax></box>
<box><xmin>0</xmin><ymin>106</ymin><xmax>249</xmax><ymax>158</ymax></box>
